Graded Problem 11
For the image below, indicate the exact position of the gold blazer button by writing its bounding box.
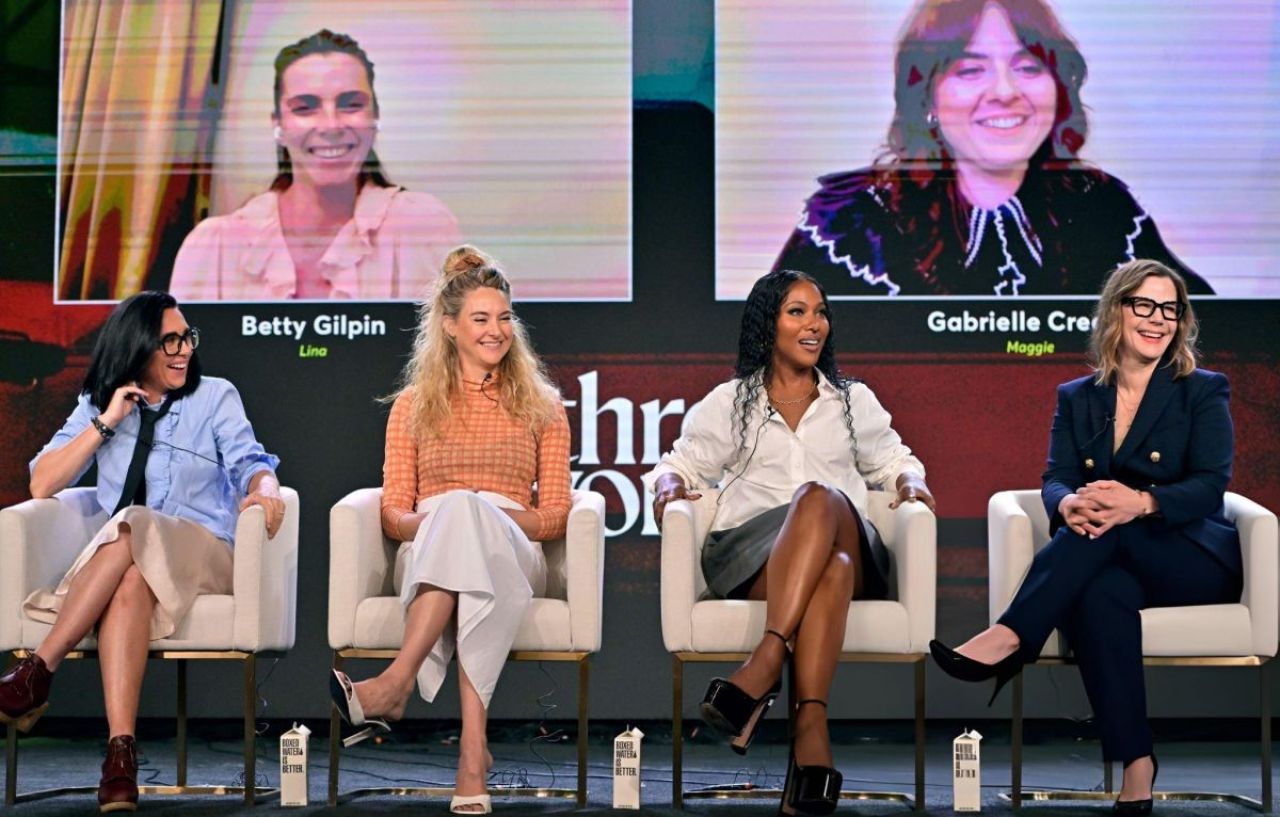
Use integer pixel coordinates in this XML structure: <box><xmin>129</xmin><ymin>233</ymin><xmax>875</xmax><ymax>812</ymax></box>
<box><xmin>1084</xmin><ymin>458</ymin><xmax>1095</xmax><ymax>469</ymax></box>
<box><xmin>1149</xmin><ymin>451</ymin><xmax>1161</xmax><ymax>463</ymax></box>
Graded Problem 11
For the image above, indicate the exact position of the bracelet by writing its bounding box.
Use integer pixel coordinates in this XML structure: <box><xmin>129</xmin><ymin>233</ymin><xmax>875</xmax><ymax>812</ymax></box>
<box><xmin>1136</xmin><ymin>489</ymin><xmax>1151</xmax><ymax>518</ymax></box>
<box><xmin>91</xmin><ymin>416</ymin><xmax>115</xmax><ymax>440</ymax></box>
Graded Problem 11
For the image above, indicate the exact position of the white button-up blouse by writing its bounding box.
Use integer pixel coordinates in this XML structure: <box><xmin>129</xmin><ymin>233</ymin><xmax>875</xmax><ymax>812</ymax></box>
<box><xmin>642</xmin><ymin>372</ymin><xmax>925</xmax><ymax>533</ymax></box>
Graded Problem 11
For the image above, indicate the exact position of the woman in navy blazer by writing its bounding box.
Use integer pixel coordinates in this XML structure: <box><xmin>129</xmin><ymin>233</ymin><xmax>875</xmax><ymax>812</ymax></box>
<box><xmin>931</xmin><ymin>258</ymin><xmax>1241</xmax><ymax>815</ymax></box>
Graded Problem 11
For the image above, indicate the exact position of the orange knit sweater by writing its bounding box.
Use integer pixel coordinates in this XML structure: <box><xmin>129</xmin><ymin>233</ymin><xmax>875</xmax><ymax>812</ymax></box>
<box><xmin>380</xmin><ymin>379</ymin><xmax>572</xmax><ymax>542</ymax></box>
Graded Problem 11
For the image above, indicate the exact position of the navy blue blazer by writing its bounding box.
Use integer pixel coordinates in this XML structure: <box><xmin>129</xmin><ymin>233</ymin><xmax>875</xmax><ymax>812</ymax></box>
<box><xmin>1041</xmin><ymin>365</ymin><xmax>1240</xmax><ymax>575</ymax></box>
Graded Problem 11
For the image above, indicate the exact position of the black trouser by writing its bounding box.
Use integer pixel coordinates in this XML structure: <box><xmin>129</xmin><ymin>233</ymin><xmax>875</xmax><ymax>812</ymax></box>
<box><xmin>998</xmin><ymin>519</ymin><xmax>1241</xmax><ymax>763</ymax></box>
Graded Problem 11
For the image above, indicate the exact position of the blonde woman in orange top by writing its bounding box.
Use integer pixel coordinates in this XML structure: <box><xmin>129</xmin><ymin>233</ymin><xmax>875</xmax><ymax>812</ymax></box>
<box><xmin>330</xmin><ymin>246</ymin><xmax>570</xmax><ymax>814</ymax></box>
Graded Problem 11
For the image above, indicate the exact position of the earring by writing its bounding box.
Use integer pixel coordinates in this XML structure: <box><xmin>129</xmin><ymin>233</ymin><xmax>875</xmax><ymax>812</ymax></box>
<box><xmin>926</xmin><ymin>111</ymin><xmax>938</xmax><ymax>128</ymax></box>
<box><xmin>272</xmin><ymin>125</ymin><xmax>282</xmax><ymax>142</ymax></box>
<box><xmin>373</xmin><ymin>120</ymin><xmax>381</xmax><ymax>132</ymax></box>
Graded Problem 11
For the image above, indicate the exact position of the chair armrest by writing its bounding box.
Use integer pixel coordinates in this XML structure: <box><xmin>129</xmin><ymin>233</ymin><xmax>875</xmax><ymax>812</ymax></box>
<box><xmin>0</xmin><ymin>488</ymin><xmax>105</xmax><ymax>650</ymax></box>
<box><xmin>1225</xmin><ymin>492</ymin><xmax>1279</xmax><ymax>657</ymax></box>
<box><xmin>231</xmin><ymin>486</ymin><xmax>299</xmax><ymax>652</ymax></box>
<box><xmin>328</xmin><ymin>488</ymin><xmax>396</xmax><ymax>649</ymax></box>
<box><xmin>660</xmin><ymin>498</ymin><xmax>701</xmax><ymax>653</ymax></box>
<box><xmin>988</xmin><ymin>491</ymin><xmax>1037</xmax><ymax>626</ymax></box>
<box><xmin>563</xmin><ymin>490</ymin><xmax>605</xmax><ymax>652</ymax></box>
<box><xmin>890</xmin><ymin>499</ymin><xmax>936</xmax><ymax>652</ymax></box>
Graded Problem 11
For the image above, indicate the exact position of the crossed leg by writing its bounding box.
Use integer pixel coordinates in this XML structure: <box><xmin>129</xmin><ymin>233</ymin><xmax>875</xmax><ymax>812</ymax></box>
<box><xmin>730</xmin><ymin>482</ymin><xmax>866</xmax><ymax>767</ymax></box>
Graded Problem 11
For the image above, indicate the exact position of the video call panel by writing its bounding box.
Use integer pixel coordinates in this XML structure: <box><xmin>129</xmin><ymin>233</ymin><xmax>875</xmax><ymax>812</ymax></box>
<box><xmin>55</xmin><ymin>0</ymin><xmax>631</xmax><ymax>303</ymax></box>
<box><xmin>716</xmin><ymin>0</ymin><xmax>1280</xmax><ymax>299</ymax></box>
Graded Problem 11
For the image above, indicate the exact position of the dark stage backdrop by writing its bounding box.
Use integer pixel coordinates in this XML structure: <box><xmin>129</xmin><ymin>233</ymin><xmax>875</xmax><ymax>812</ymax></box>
<box><xmin>1</xmin><ymin>3</ymin><xmax>1278</xmax><ymax>729</ymax></box>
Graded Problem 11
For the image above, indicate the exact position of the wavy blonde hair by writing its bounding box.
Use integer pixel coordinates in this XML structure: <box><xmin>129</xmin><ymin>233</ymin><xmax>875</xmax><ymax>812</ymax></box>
<box><xmin>1089</xmin><ymin>259</ymin><xmax>1199</xmax><ymax>385</ymax></box>
<box><xmin>391</xmin><ymin>245</ymin><xmax>561</xmax><ymax>437</ymax></box>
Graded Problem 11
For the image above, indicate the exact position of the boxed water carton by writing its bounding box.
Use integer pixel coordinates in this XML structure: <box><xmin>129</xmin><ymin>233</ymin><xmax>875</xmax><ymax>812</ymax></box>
<box><xmin>953</xmin><ymin>728</ymin><xmax>982</xmax><ymax>812</ymax></box>
<box><xmin>279</xmin><ymin>722</ymin><xmax>311</xmax><ymax>806</ymax></box>
<box><xmin>612</xmin><ymin>726</ymin><xmax>644</xmax><ymax>809</ymax></box>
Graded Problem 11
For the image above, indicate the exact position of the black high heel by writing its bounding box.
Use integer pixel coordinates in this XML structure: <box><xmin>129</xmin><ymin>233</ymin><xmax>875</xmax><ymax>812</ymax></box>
<box><xmin>1113</xmin><ymin>754</ymin><xmax>1159</xmax><ymax>815</ymax></box>
<box><xmin>779</xmin><ymin>700</ymin><xmax>842</xmax><ymax>816</ymax></box>
<box><xmin>929</xmin><ymin>639</ymin><xmax>1023</xmax><ymax>706</ymax></box>
<box><xmin>701</xmin><ymin>628</ymin><xmax>789</xmax><ymax>755</ymax></box>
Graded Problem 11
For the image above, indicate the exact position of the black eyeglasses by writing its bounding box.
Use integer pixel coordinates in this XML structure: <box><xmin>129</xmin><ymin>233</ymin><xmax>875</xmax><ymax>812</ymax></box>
<box><xmin>1121</xmin><ymin>297</ymin><xmax>1185</xmax><ymax>321</ymax></box>
<box><xmin>159</xmin><ymin>328</ymin><xmax>200</xmax><ymax>355</ymax></box>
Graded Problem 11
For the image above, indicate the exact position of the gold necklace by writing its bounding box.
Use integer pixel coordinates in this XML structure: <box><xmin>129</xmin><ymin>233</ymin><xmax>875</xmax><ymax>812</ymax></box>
<box><xmin>767</xmin><ymin>377</ymin><xmax>817</xmax><ymax>406</ymax></box>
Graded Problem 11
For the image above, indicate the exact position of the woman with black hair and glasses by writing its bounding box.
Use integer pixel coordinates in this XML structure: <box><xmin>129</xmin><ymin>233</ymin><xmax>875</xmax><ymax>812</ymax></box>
<box><xmin>931</xmin><ymin>258</ymin><xmax>1240</xmax><ymax>815</ymax></box>
<box><xmin>0</xmin><ymin>291</ymin><xmax>281</xmax><ymax>813</ymax></box>
<box><xmin>643</xmin><ymin>269</ymin><xmax>934</xmax><ymax>816</ymax></box>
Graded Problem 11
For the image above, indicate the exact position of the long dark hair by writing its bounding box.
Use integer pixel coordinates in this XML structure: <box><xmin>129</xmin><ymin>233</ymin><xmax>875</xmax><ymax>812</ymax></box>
<box><xmin>876</xmin><ymin>0</ymin><xmax>1091</xmax><ymax>291</ymax></box>
<box><xmin>732</xmin><ymin>270</ymin><xmax>859</xmax><ymax>461</ymax></box>
<box><xmin>82</xmin><ymin>291</ymin><xmax>202</xmax><ymax>411</ymax></box>
<box><xmin>269</xmin><ymin>29</ymin><xmax>395</xmax><ymax>193</ymax></box>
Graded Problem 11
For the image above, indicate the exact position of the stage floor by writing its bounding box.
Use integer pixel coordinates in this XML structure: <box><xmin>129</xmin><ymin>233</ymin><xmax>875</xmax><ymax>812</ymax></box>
<box><xmin>4</xmin><ymin>720</ymin><xmax>1271</xmax><ymax>814</ymax></box>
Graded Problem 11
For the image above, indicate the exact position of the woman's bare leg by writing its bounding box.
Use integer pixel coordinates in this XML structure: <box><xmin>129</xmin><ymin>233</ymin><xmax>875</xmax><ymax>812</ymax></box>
<box><xmin>453</xmin><ymin>663</ymin><xmax>492</xmax><ymax>811</ymax></box>
<box><xmin>97</xmin><ymin>565</ymin><xmax>157</xmax><ymax>737</ymax></box>
<box><xmin>34</xmin><ymin>528</ymin><xmax>138</xmax><ymax>671</ymax></box>
<box><xmin>791</xmin><ymin>551</ymin><xmax>855</xmax><ymax>768</ymax></box>
<box><xmin>730</xmin><ymin>482</ymin><xmax>863</xmax><ymax>699</ymax></box>
<box><xmin>953</xmin><ymin>624</ymin><xmax>1021</xmax><ymax>665</ymax></box>
<box><xmin>352</xmin><ymin>585</ymin><xmax>457</xmax><ymax>720</ymax></box>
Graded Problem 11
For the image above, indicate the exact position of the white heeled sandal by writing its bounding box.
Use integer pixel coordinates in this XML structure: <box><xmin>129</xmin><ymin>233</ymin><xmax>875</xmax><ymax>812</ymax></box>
<box><xmin>329</xmin><ymin>670</ymin><xmax>392</xmax><ymax>747</ymax></box>
<box><xmin>449</xmin><ymin>793</ymin><xmax>492</xmax><ymax>814</ymax></box>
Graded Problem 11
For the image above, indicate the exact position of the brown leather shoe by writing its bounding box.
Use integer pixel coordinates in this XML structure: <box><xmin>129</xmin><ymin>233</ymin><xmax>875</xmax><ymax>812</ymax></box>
<box><xmin>97</xmin><ymin>735</ymin><xmax>139</xmax><ymax>813</ymax></box>
<box><xmin>0</xmin><ymin>653</ymin><xmax>52</xmax><ymax>732</ymax></box>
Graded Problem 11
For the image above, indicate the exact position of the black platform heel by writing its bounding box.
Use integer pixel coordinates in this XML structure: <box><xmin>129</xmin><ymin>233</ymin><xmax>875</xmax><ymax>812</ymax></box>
<box><xmin>1113</xmin><ymin>754</ymin><xmax>1158</xmax><ymax>815</ymax></box>
<box><xmin>778</xmin><ymin>700</ymin><xmax>842</xmax><ymax>816</ymax></box>
<box><xmin>929</xmin><ymin>638</ymin><xmax>1023</xmax><ymax>706</ymax></box>
<box><xmin>701</xmin><ymin>628</ymin><xmax>789</xmax><ymax>755</ymax></box>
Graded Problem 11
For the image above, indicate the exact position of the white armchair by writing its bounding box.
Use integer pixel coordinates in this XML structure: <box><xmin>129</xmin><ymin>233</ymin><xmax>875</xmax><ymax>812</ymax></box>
<box><xmin>1</xmin><ymin>485</ymin><xmax>300</xmax><ymax>806</ymax></box>
<box><xmin>326</xmin><ymin>487</ymin><xmax>605</xmax><ymax>807</ymax></box>
<box><xmin>661</xmin><ymin>489</ymin><xmax>935</xmax><ymax>810</ymax></box>
<box><xmin>989</xmin><ymin>489</ymin><xmax>1278</xmax><ymax>810</ymax></box>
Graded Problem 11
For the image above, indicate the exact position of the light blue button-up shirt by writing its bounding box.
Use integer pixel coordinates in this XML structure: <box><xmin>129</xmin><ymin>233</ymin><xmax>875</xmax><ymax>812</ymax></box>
<box><xmin>30</xmin><ymin>377</ymin><xmax>280</xmax><ymax>544</ymax></box>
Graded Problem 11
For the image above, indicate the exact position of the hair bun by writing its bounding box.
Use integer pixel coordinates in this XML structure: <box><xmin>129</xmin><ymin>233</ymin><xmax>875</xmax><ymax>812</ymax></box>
<box><xmin>442</xmin><ymin>245</ymin><xmax>493</xmax><ymax>279</ymax></box>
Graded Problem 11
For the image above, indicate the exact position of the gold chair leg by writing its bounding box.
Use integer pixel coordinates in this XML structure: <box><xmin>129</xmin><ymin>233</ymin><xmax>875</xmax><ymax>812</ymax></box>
<box><xmin>672</xmin><ymin>654</ymin><xmax>683</xmax><ymax>810</ymax></box>
<box><xmin>1011</xmin><ymin>671</ymin><xmax>1024</xmax><ymax>811</ymax></box>
<box><xmin>243</xmin><ymin>654</ymin><xmax>256</xmax><ymax>806</ymax></box>
<box><xmin>1262</xmin><ymin>661</ymin><xmax>1273</xmax><ymax>813</ymax></box>
<box><xmin>5</xmin><ymin>653</ymin><xmax>17</xmax><ymax>807</ymax></box>
<box><xmin>5</xmin><ymin>720</ymin><xmax>15</xmax><ymax>807</ymax></box>
<box><xmin>577</xmin><ymin>656</ymin><xmax>589</xmax><ymax>808</ymax></box>
<box><xmin>176</xmin><ymin>659</ymin><xmax>188</xmax><ymax>787</ymax></box>
<box><xmin>914</xmin><ymin>657</ymin><xmax>926</xmax><ymax>811</ymax></box>
<box><xmin>328</xmin><ymin>652</ymin><xmax>343</xmax><ymax>806</ymax></box>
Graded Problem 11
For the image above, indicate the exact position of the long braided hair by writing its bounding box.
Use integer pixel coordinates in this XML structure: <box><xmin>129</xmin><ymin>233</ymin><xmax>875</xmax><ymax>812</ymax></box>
<box><xmin>732</xmin><ymin>270</ymin><xmax>860</xmax><ymax>464</ymax></box>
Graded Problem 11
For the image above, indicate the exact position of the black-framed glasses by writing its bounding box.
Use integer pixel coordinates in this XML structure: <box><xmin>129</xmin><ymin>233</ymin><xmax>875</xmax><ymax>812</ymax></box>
<box><xmin>159</xmin><ymin>328</ymin><xmax>200</xmax><ymax>355</ymax></box>
<box><xmin>1121</xmin><ymin>296</ymin><xmax>1185</xmax><ymax>321</ymax></box>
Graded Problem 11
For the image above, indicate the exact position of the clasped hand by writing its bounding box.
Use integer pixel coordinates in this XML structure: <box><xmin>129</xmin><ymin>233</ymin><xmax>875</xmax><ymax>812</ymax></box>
<box><xmin>1060</xmin><ymin>480</ymin><xmax>1146</xmax><ymax>539</ymax></box>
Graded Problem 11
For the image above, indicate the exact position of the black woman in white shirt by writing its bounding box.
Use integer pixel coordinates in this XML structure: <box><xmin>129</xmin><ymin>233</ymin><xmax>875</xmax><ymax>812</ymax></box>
<box><xmin>644</xmin><ymin>268</ymin><xmax>935</xmax><ymax>816</ymax></box>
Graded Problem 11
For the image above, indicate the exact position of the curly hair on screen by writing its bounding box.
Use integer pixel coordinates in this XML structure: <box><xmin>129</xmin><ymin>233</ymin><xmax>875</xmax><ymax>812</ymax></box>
<box><xmin>1090</xmin><ymin>259</ymin><xmax>1200</xmax><ymax>385</ymax></box>
<box><xmin>391</xmin><ymin>246</ymin><xmax>560</xmax><ymax>437</ymax></box>
<box><xmin>733</xmin><ymin>269</ymin><xmax>859</xmax><ymax>461</ymax></box>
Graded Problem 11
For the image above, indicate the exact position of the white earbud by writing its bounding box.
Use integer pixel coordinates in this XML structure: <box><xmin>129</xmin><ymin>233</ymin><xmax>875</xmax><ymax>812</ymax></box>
<box><xmin>374</xmin><ymin>120</ymin><xmax>381</xmax><ymax>133</ymax></box>
<box><xmin>272</xmin><ymin>125</ymin><xmax>282</xmax><ymax>142</ymax></box>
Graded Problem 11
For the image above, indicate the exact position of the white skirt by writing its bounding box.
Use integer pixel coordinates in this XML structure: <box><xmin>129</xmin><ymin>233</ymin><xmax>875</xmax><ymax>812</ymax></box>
<box><xmin>394</xmin><ymin>490</ymin><xmax>546</xmax><ymax>708</ymax></box>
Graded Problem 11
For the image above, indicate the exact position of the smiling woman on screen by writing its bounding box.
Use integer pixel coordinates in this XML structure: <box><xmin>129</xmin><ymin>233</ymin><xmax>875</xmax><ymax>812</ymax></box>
<box><xmin>170</xmin><ymin>29</ymin><xmax>460</xmax><ymax>301</ymax></box>
<box><xmin>772</xmin><ymin>0</ymin><xmax>1213</xmax><ymax>297</ymax></box>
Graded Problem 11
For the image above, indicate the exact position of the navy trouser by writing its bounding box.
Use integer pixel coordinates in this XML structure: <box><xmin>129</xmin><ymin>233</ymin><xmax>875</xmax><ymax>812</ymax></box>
<box><xmin>998</xmin><ymin>519</ymin><xmax>1241</xmax><ymax>763</ymax></box>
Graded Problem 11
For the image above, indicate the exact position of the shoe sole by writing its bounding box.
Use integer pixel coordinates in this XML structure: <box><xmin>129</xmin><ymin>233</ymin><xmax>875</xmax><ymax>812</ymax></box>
<box><xmin>98</xmin><ymin>802</ymin><xmax>138</xmax><ymax>813</ymax></box>
<box><xmin>0</xmin><ymin>702</ymin><xmax>48</xmax><ymax>733</ymax></box>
